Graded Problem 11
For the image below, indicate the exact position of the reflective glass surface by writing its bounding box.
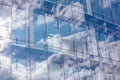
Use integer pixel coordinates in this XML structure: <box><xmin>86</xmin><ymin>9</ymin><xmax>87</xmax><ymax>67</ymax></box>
<box><xmin>0</xmin><ymin>0</ymin><xmax>120</xmax><ymax>80</ymax></box>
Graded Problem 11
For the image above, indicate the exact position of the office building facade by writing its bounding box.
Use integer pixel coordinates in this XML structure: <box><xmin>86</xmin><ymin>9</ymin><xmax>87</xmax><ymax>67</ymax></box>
<box><xmin>0</xmin><ymin>0</ymin><xmax>120</xmax><ymax>80</ymax></box>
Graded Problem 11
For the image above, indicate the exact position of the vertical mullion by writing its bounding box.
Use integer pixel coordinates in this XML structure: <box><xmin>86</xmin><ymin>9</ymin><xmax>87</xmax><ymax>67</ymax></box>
<box><xmin>43</xmin><ymin>0</ymin><xmax>50</xmax><ymax>80</ymax></box>
<box><xmin>10</xmin><ymin>0</ymin><xmax>13</xmax><ymax>80</ymax></box>
<box><xmin>70</xmin><ymin>2</ymin><xmax>82</xmax><ymax>80</ymax></box>
<box><xmin>57</xmin><ymin>0</ymin><xmax>65</xmax><ymax>79</ymax></box>
<box><xmin>0</xmin><ymin>0</ymin><xmax>2</xmax><ymax>71</ymax></box>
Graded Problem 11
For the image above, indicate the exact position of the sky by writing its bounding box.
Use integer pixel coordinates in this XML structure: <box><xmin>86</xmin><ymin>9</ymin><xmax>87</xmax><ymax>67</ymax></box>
<box><xmin>0</xmin><ymin>0</ymin><xmax>120</xmax><ymax>80</ymax></box>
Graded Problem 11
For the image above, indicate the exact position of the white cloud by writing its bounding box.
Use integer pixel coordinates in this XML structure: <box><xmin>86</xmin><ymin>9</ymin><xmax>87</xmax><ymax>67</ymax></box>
<box><xmin>35</xmin><ymin>2</ymin><xmax>85</xmax><ymax>27</ymax></box>
<box><xmin>0</xmin><ymin>0</ymin><xmax>12</xmax><ymax>6</ymax></box>
<box><xmin>102</xmin><ymin>0</ymin><xmax>111</xmax><ymax>8</ymax></box>
<box><xmin>0</xmin><ymin>6</ymin><xmax>26</xmax><ymax>51</ymax></box>
<box><xmin>102</xmin><ymin>0</ymin><xmax>115</xmax><ymax>8</ymax></box>
<box><xmin>31</xmin><ymin>0</ymin><xmax>44</xmax><ymax>9</ymax></box>
<box><xmin>0</xmin><ymin>1</ymin><xmax>120</xmax><ymax>80</ymax></box>
<box><xmin>0</xmin><ymin>45</ymin><xmax>120</xmax><ymax>80</ymax></box>
<box><xmin>0</xmin><ymin>7</ymin><xmax>27</xmax><ymax>30</ymax></box>
<box><xmin>38</xmin><ymin>30</ymin><xmax>88</xmax><ymax>54</ymax></box>
<box><xmin>0</xmin><ymin>54</ymin><xmax>28</xmax><ymax>80</ymax></box>
<box><xmin>0</xmin><ymin>16</ymin><xmax>11</xmax><ymax>27</ymax></box>
<box><xmin>0</xmin><ymin>26</ymin><xmax>11</xmax><ymax>52</ymax></box>
<box><xmin>98</xmin><ymin>40</ymin><xmax>120</xmax><ymax>61</ymax></box>
<box><xmin>35</xmin><ymin>15</ymin><xmax>55</xmax><ymax>25</ymax></box>
<box><xmin>59</xmin><ymin>2</ymin><xmax>85</xmax><ymax>26</ymax></box>
<box><xmin>38</xmin><ymin>2</ymin><xmax>86</xmax><ymax>54</ymax></box>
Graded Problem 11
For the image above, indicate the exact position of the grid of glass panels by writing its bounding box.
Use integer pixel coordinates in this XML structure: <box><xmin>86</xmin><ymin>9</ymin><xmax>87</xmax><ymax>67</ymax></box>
<box><xmin>0</xmin><ymin>0</ymin><xmax>120</xmax><ymax>80</ymax></box>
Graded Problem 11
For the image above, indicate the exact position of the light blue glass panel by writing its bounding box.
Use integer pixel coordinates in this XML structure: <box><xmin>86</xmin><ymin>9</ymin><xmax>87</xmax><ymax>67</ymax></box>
<box><xmin>0</xmin><ymin>40</ymin><xmax>11</xmax><ymax>80</ymax></box>
<box><xmin>61</xmin><ymin>21</ymin><xmax>70</xmax><ymax>37</ymax></box>
<box><xmin>33</xmin><ymin>14</ymin><xmax>45</xmax><ymax>33</ymax></box>
<box><xmin>48</xmin><ymin>53</ymin><xmax>64</xmax><ymax>80</ymax></box>
<box><xmin>12</xmin><ymin>9</ymin><xmax>26</xmax><ymax>45</ymax></box>
<box><xmin>0</xmin><ymin>5</ymin><xmax>11</xmax><ymax>27</ymax></box>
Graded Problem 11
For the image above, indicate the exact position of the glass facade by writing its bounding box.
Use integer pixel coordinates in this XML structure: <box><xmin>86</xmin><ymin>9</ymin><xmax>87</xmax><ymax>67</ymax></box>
<box><xmin>0</xmin><ymin>0</ymin><xmax>120</xmax><ymax>80</ymax></box>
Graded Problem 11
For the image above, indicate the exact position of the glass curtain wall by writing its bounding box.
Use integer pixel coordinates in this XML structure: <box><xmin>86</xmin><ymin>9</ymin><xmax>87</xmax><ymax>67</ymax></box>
<box><xmin>0</xmin><ymin>0</ymin><xmax>120</xmax><ymax>80</ymax></box>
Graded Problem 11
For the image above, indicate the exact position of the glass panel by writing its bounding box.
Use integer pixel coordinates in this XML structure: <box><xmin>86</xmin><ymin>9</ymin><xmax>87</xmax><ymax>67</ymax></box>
<box><xmin>46</xmin><ymin>16</ymin><xmax>59</xmax><ymax>35</ymax></box>
<box><xmin>0</xmin><ymin>0</ymin><xmax>120</xmax><ymax>80</ymax></box>
<box><xmin>12</xmin><ymin>57</ymin><xmax>28</xmax><ymax>80</ymax></box>
<box><xmin>1</xmin><ymin>0</ymin><xmax>12</xmax><ymax>6</ymax></box>
<box><xmin>102</xmin><ymin>63</ymin><xmax>115</xmax><ymax>80</ymax></box>
<box><xmin>12</xmin><ymin>8</ymin><xmax>26</xmax><ymax>45</ymax></box>
<box><xmin>114</xmin><ymin>65</ymin><xmax>120</xmax><ymax>80</ymax></box>
<box><xmin>33</xmin><ymin>14</ymin><xmax>45</xmax><ymax>33</ymax></box>
<box><xmin>91</xmin><ymin>60</ymin><xmax>107</xmax><ymax>80</ymax></box>
<box><xmin>61</xmin><ymin>21</ymin><xmax>70</xmax><ymax>37</ymax></box>
<box><xmin>48</xmin><ymin>51</ymin><xmax>64</xmax><ymax>80</ymax></box>
<box><xmin>77</xmin><ymin>55</ymin><xmax>91</xmax><ymax>80</ymax></box>
<box><xmin>30</xmin><ymin>48</ymin><xmax>51</xmax><ymax>80</ymax></box>
<box><xmin>0</xmin><ymin>5</ymin><xmax>11</xmax><ymax>27</ymax></box>
<box><xmin>0</xmin><ymin>38</ymin><xmax>11</xmax><ymax>80</ymax></box>
<box><xmin>91</xmin><ymin>0</ymin><xmax>103</xmax><ymax>18</ymax></box>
